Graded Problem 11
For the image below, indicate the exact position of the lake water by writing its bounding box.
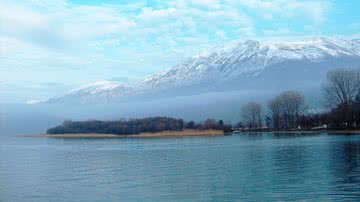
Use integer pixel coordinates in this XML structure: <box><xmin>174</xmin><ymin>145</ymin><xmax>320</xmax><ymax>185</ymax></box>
<box><xmin>1</xmin><ymin>133</ymin><xmax>360</xmax><ymax>201</ymax></box>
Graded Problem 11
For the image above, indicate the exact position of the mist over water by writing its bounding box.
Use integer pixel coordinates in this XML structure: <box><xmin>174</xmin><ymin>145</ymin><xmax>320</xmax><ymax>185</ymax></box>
<box><xmin>0</xmin><ymin>88</ymin><xmax>323</xmax><ymax>136</ymax></box>
<box><xmin>1</xmin><ymin>133</ymin><xmax>360</xmax><ymax>201</ymax></box>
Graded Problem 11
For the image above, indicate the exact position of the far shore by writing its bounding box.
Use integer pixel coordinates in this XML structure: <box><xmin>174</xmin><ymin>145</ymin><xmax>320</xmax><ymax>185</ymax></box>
<box><xmin>234</xmin><ymin>130</ymin><xmax>360</xmax><ymax>134</ymax></box>
<box><xmin>17</xmin><ymin>129</ymin><xmax>225</xmax><ymax>138</ymax></box>
<box><xmin>17</xmin><ymin>129</ymin><xmax>360</xmax><ymax>138</ymax></box>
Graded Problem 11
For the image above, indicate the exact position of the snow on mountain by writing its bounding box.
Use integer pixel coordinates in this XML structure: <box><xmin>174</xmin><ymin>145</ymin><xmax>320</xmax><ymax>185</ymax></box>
<box><xmin>137</xmin><ymin>37</ymin><xmax>360</xmax><ymax>91</ymax></box>
<box><xmin>67</xmin><ymin>81</ymin><xmax>128</xmax><ymax>96</ymax></box>
<box><xmin>26</xmin><ymin>99</ymin><xmax>46</xmax><ymax>105</ymax></box>
<box><xmin>33</xmin><ymin>37</ymin><xmax>360</xmax><ymax>104</ymax></box>
<box><xmin>42</xmin><ymin>81</ymin><xmax>133</xmax><ymax>104</ymax></box>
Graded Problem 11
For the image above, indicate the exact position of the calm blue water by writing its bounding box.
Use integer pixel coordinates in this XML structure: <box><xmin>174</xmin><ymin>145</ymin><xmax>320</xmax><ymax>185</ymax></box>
<box><xmin>1</xmin><ymin>133</ymin><xmax>360</xmax><ymax>201</ymax></box>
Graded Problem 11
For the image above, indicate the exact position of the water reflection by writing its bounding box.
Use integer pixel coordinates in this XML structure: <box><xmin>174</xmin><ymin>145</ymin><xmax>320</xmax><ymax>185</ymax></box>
<box><xmin>328</xmin><ymin>141</ymin><xmax>360</xmax><ymax>199</ymax></box>
<box><xmin>272</xmin><ymin>132</ymin><xmax>323</xmax><ymax>138</ymax></box>
<box><xmin>272</xmin><ymin>145</ymin><xmax>308</xmax><ymax>174</ymax></box>
<box><xmin>1</xmin><ymin>134</ymin><xmax>360</xmax><ymax>201</ymax></box>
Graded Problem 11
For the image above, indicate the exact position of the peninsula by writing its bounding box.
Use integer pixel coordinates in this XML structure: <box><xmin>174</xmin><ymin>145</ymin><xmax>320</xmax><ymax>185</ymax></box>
<box><xmin>21</xmin><ymin>117</ymin><xmax>231</xmax><ymax>138</ymax></box>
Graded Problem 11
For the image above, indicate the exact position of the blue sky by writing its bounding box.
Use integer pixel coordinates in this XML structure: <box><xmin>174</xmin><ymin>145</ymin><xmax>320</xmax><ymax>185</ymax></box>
<box><xmin>1</xmin><ymin>0</ymin><xmax>359</xmax><ymax>103</ymax></box>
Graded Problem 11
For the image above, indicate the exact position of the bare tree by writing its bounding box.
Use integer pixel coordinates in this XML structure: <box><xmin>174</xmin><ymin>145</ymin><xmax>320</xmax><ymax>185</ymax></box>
<box><xmin>356</xmin><ymin>93</ymin><xmax>360</xmax><ymax>126</ymax></box>
<box><xmin>268</xmin><ymin>90</ymin><xmax>305</xmax><ymax>129</ymax></box>
<box><xmin>241</xmin><ymin>102</ymin><xmax>262</xmax><ymax>129</ymax></box>
<box><xmin>280</xmin><ymin>90</ymin><xmax>305</xmax><ymax>129</ymax></box>
<box><xmin>268</xmin><ymin>96</ymin><xmax>282</xmax><ymax>129</ymax></box>
<box><xmin>203</xmin><ymin>118</ymin><xmax>218</xmax><ymax>129</ymax></box>
<box><xmin>322</xmin><ymin>68</ymin><xmax>360</xmax><ymax>127</ymax></box>
<box><xmin>322</xmin><ymin>69</ymin><xmax>360</xmax><ymax>108</ymax></box>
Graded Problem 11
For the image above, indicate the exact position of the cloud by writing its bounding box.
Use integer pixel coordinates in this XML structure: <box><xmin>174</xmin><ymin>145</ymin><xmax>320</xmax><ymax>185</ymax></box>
<box><xmin>234</xmin><ymin>0</ymin><xmax>331</xmax><ymax>24</ymax></box>
<box><xmin>109</xmin><ymin>77</ymin><xmax>130</xmax><ymax>83</ymax></box>
<box><xmin>0</xmin><ymin>4</ymin><xmax>47</xmax><ymax>28</ymax></box>
<box><xmin>61</xmin><ymin>6</ymin><xmax>136</xmax><ymax>39</ymax></box>
<box><xmin>262</xmin><ymin>28</ymin><xmax>292</xmax><ymax>36</ymax></box>
<box><xmin>139</xmin><ymin>7</ymin><xmax>177</xmax><ymax>22</ymax></box>
<box><xmin>0</xmin><ymin>3</ymin><xmax>64</xmax><ymax>48</ymax></box>
<box><xmin>0</xmin><ymin>0</ymin><xmax>255</xmax><ymax>52</ymax></box>
<box><xmin>190</xmin><ymin>0</ymin><xmax>221</xmax><ymax>9</ymax></box>
<box><xmin>215</xmin><ymin>30</ymin><xmax>226</xmax><ymax>39</ymax></box>
<box><xmin>285</xmin><ymin>1</ymin><xmax>330</xmax><ymax>24</ymax></box>
<box><xmin>0</xmin><ymin>2</ymin><xmax>137</xmax><ymax>50</ymax></box>
<box><xmin>0</xmin><ymin>0</ymin><xmax>350</xmax><ymax>102</ymax></box>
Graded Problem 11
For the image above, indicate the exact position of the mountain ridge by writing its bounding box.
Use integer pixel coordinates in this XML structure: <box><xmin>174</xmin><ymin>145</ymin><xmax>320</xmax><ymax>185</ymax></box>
<box><xmin>30</xmin><ymin>37</ymin><xmax>360</xmax><ymax>104</ymax></box>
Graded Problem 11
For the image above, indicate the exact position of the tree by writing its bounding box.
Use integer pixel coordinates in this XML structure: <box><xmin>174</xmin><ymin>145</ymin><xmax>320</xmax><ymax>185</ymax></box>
<box><xmin>322</xmin><ymin>69</ymin><xmax>360</xmax><ymax>108</ymax></box>
<box><xmin>268</xmin><ymin>97</ymin><xmax>282</xmax><ymax>129</ymax></box>
<box><xmin>62</xmin><ymin>120</ymin><xmax>73</xmax><ymax>127</ymax></box>
<box><xmin>47</xmin><ymin>117</ymin><xmax>232</xmax><ymax>134</ymax></box>
<box><xmin>322</xmin><ymin>69</ymin><xmax>360</xmax><ymax>127</ymax></box>
<box><xmin>218</xmin><ymin>120</ymin><xmax>224</xmax><ymax>128</ymax></box>
<box><xmin>268</xmin><ymin>90</ymin><xmax>305</xmax><ymax>129</ymax></box>
<box><xmin>241</xmin><ymin>102</ymin><xmax>262</xmax><ymax>129</ymax></box>
<box><xmin>280</xmin><ymin>90</ymin><xmax>305</xmax><ymax>129</ymax></box>
<box><xmin>185</xmin><ymin>121</ymin><xmax>195</xmax><ymax>129</ymax></box>
<box><xmin>203</xmin><ymin>118</ymin><xmax>219</xmax><ymax>129</ymax></box>
<box><xmin>264</xmin><ymin>116</ymin><xmax>271</xmax><ymax>128</ymax></box>
<box><xmin>234</xmin><ymin>122</ymin><xmax>244</xmax><ymax>129</ymax></box>
<box><xmin>355</xmin><ymin>93</ymin><xmax>360</xmax><ymax>127</ymax></box>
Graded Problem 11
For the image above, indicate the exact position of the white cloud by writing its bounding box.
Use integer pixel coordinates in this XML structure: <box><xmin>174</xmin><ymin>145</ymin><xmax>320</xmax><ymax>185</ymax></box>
<box><xmin>139</xmin><ymin>7</ymin><xmax>177</xmax><ymax>22</ymax></box>
<box><xmin>0</xmin><ymin>0</ymin><xmax>342</xmax><ymax>102</ymax></box>
<box><xmin>0</xmin><ymin>2</ymin><xmax>137</xmax><ymax>49</ymax></box>
<box><xmin>0</xmin><ymin>4</ymin><xmax>48</xmax><ymax>28</ymax></box>
<box><xmin>60</xmin><ymin>6</ymin><xmax>136</xmax><ymax>39</ymax></box>
<box><xmin>234</xmin><ymin>0</ymin><xmax>331</xmax><ymax>24</ymax></box>
<box><xmin>215</xmin><ymin>30</ymin><xmax>226</xmax><ymax>39</ymax></box>
<box><xmin>191</xmin><ymin>0</ymin><xmax>221</xmax><ymax>9</ymax></box>
<box><xmin>284</xmin><ymin>1</ymin><xmax>330</xmax><ymax>24</ymax></box>
<box><xmin>0</xmin><ymin>0</ymin><xmax>255</xmax><ymax>52</ymax></box>
<box><xmin>262</xmin><ymin>28</ymin><xmax>292</xmax><ymax>36</ymax></box>
<box><xmin>0</xmin><ymin>3</ymin><xmax>62</xmax><ymax>48</ymax></box>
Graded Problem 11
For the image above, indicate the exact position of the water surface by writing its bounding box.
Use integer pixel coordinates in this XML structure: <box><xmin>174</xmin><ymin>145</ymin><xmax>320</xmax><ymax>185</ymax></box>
<box><xmin>1</xmin><ymin>133</ymin><xmax>360</xmax><ymax>201</ymax></box>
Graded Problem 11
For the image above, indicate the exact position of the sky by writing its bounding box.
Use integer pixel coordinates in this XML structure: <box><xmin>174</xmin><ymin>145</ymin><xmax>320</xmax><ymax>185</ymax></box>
<box><xmin>0</xmin><ymin>0</ymin><xmax>360</xmax><ymax>103</ymax></box>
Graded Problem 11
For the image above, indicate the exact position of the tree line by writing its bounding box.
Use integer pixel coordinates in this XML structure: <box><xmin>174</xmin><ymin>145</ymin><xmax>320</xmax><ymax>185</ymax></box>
<box><xmin>47</xmin><ymin>117</ymin><xmax>232</xmax><ymax>135</ymax></box>
<box><xmin>239</xmin><ymin>68</ymin><xmax>360</xmax><ymax>130</ymax></box>
<box><xmin>47</xmin><ymin>68</ymin><xmax>360</xmax><ymax>134</ymax></box>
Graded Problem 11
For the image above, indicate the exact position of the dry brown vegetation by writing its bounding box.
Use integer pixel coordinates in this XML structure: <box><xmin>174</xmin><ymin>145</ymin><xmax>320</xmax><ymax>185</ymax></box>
<box><xmin>18</xmin><ymin>129</ymin><xmax>224</xmax><ymax>138</ymax></box>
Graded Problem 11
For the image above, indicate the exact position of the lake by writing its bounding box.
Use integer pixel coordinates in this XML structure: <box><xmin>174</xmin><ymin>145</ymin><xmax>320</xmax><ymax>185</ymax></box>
<box><xmin>1</xmin><ymin>133</ymin><xmax>360</xmax><ymax>201</ymax></box>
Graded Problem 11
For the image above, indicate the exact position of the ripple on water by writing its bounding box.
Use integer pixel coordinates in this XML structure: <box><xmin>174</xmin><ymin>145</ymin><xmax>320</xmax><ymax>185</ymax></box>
<box><xmin>0</xmin><ymin>134</ymin><xmax>360</xmax><ymax>201</ymax></box>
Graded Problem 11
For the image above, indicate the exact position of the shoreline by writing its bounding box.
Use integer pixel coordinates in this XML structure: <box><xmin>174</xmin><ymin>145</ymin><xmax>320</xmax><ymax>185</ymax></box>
<box><xmin>17</xmin><ymin>129</ymin><xmax>225</xmax><ymax>138</ymax></box>
<box><xmin>17</xmin><ymin>130</ymin><xmax>360</xmax><ymax>138</ymax></box>
<box><xmin>235</xmin><ymin>130</ymin><xmax>360</xmax><ymax>134</ymax></box>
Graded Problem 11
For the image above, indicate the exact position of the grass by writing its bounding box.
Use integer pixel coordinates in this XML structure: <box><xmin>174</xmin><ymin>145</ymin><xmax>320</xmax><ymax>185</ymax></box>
<box><xmin>18</xmin><ymin>129</ymin><xmax>225</xmax><ymax>138</ymax></box>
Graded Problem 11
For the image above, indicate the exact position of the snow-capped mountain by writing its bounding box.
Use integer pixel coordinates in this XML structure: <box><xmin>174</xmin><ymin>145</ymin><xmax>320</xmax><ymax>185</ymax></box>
<box><xmin>34</xmin><ymin>37</ymin><xmax>360</xmax><ymax>104</ymax></box>
<box><xmin>43</xmin><ymin>81</ymin><xmax>132</xmax><ymax>104</ymax></box>
<box><xmin>137</xmin><ymin>37</ymin><xmax>360</xmax><ymax>92</ymax></box>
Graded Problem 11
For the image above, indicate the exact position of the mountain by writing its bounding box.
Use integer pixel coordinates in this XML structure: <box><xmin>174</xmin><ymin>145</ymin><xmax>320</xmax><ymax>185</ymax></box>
<box><xmin>136</xmin><ymin>37</ymin><xmax>360</xmax><ymax>93</ymax></box>
<box><xmin>35</xmin><ymin>37</ymin><xmax>360</xmax><ymax>104</ymax></box>
<box><xmin>42</xmin><ymin>81</ymin><xmax>132</xmax><ymax>104</ymax></box>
